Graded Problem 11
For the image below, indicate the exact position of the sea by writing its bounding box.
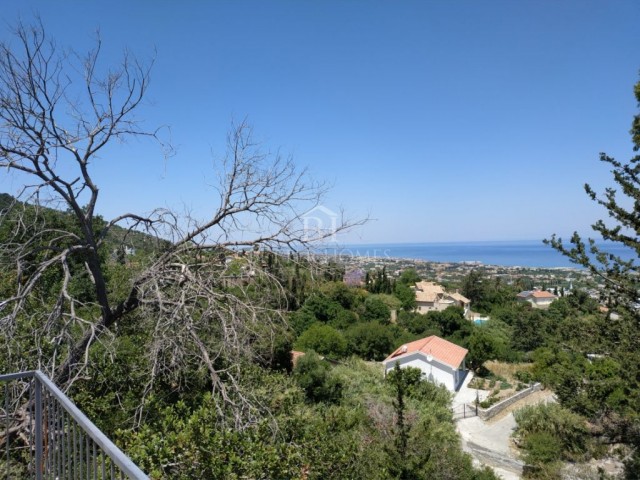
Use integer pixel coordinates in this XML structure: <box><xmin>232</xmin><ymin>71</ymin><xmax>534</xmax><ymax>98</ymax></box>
<box><xmin>316</xmin><ymin>240</ymin><xmax>637</xmax><ymax>269</ymax></box>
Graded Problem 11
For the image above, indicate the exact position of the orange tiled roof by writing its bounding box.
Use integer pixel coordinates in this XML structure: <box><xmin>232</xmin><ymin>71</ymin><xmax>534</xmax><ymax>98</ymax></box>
<box><xmin>517</xmin><ymin>290</ymin><xmax>557</xmax><ymax>299</ymax></box>
<box><xmin>414</xmin><ymin>281</ymin><xmax>445</xmax><ymax>302</ymax></box>
<box><xmin>384</xmin><ymin>335</ymin><xmax>468</xmax><ymax>369</ymax></box>
<box><xmin>291</xmin><ymin>351</ymin><xmax>305</xmax><ymax>366</ymax></box>
<box><xmin>414</xmin><ymin>281</ymin><xmax>470</xmax><ymax>305</ymax></box>
<box><xmin>530</xmin><ymin>291</ymin><xmax>556</xmax><ymax>299</ymax></box>
<box><xmin>449</xmin><ymin>292</ymin><xmax>471</xmax><ymax>304</ymax></box>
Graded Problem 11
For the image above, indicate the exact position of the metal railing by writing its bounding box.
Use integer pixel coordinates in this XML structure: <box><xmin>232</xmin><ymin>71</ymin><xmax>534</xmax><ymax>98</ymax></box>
<box><xmin>0</xmin><ymin>370</ymin><xmax>148</xmax><ymax>479</ymax></box>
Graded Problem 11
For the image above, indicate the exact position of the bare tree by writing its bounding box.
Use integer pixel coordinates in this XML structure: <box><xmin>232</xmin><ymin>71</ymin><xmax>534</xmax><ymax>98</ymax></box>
<box><xmin>0</xmin><ymin>22</ymin><xmax>362</xmax><ymax>426</ymax></box>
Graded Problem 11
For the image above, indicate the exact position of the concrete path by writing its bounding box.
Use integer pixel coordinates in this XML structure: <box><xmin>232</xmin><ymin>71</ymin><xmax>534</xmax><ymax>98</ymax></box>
<box><xmin>456</xmin><ymin>390</ymin><xmax>555</xmax><ymax>479</ymax></box>
<box><xmin>452</xmin><ymin>371</ymin><xmax>489</xmax><ymax>408</ymax></box>
<box><xmin>458</xmin><ymin>414</ymin><xmax>523</xmax><ymax>479</ymax></box>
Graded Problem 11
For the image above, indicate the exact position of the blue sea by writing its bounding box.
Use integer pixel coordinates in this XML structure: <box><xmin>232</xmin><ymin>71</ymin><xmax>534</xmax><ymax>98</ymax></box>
<box><xmin>317</xmin><ymin>240</ymin><xmax>637</xmax><ymax>268</ymax></box>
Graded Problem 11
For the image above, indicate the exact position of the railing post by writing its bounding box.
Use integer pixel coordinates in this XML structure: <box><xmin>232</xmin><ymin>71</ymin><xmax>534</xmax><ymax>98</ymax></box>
<box><xmin>475</xmin><ymin>390</ymin><xmax>479</xmax><ymax>416</ymax></box>
<box><xmin>0</xmin><ymin>371</ymin><xmax>148</xmax><ymax>479</ymax></box>
<box><xmin>34</xmin><ymin>378</ymin><xmax>43</xmax><ymax>480</ymax></box>
<box><xmin>5</xmin><ymin>383</ymin><xmax>9</xmax><ymax>478</ymax></box>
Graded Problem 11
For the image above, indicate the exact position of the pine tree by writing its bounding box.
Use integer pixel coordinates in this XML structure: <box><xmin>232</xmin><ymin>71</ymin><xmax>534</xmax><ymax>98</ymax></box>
<box><xmin>547</xmin><ymin>79</ymin><xmax>640</xmax><ymax>325</ymax></box>
<box><xmin>546</xmin><ymin>78</ymin><xmax>640</xmax><ymax>474</ymax></box>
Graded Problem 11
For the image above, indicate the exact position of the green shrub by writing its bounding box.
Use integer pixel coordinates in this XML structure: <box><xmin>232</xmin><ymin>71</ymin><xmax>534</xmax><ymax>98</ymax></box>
<box><xmin>362</xmin><ymin>295</ymin><xmax>391</xmax><ymax>322</ymax></box>
<box><xmin>514</xmin><ymin>403</ymin><xmax>590</xmax><ymax>463</ymax></box>
<box><xmin>345</xmin><ymin>322</ymin><xmax>394</xmax><ymax>361</ymax></box>
<box><xmin>515</xmin><ymin>370</ymin><xmax>533</xmax><ymax>384</ymax></box>
<box><xmin>479</xmin><ymin>395</ymin><xmax>500</xmax><ymax>409</ymax></box>
<box><xmin>468</xmin><ymin>377</ymin><xmax>486</xmax><ymax>390</ymax></box>
<box><xmin>295</xmin><ymin>323</ymin><xmax>347</xmax><ymax>358</ymax></box>
<box><xmin>521</xmin><ymin>431</ymin><xmax>563</xmax><ymax>469</ymax></box>
<box><xmin>293</xmin><ymin>351</ymin><xmax>343</xmax><ymax>403</ymax></box>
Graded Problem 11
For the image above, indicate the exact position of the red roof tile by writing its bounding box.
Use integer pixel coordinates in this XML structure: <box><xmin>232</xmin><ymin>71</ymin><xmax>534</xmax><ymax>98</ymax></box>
<box><xmin>530</xmin><ymin>291</ymin><xmax>556</xmax><ymax>299</ymax></box>
<box><xmin>517</xmin><ymin>290</ymin><xmax>557</xmax><ymax>299</ymax></box>
<box><xmin>384</xmin><ymin>335</ymin><xmax>468</xmax><ymax>369</ymax></box>
<box><xmin>291</xmin><ymin>351</ymin><xmax>305</xmax><ymax>366</ymax></box>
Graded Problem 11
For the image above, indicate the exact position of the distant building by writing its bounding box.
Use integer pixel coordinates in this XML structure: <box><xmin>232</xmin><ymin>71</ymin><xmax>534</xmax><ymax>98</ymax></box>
<box><xmin>291</xmin><ymin>351</ymin><xmax>305</xmax><ymax>367</ymax></box>
<box><xmin>413</xmin><ymin>281</ymin><xmax>471</xmax><ymax>316</ymax></box>
<box><xmin>382</xmin><ymin>335</ymin><xmax>468</xmax><ymax>392</ymax></box>
<box><xmin>516</xmin><ymin>290</ymin><xmax>557</xmax><ymax>309</ymax></box>
<box><xmin>343</xmin><ymin>268</ymin><xmax>366</xmax><ymax>287</ymax></box>
<box><xmin>598</xmin><ymin>305</ymin><xmax>620</xmax><ymax>320</ymax></box>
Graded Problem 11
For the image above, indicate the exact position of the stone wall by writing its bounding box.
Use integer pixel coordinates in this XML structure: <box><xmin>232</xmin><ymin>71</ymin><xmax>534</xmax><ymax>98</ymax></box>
<box><xmin>477</xmin><ymin>383</ymin><xmax>542</xmax><ymax>421</ymax></box>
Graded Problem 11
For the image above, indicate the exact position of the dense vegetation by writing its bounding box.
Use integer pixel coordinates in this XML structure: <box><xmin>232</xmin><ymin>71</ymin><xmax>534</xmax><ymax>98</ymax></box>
<box><xmin>0</xmin><ymin>196</ymin><xmax>622</xmax><ymax>478</ymax></box>
<box><xmin>0</xmin><ymin>197</ymin><xmax>509</xmax><ymax>479</ymax></box>
<box><xmin>0</xmin><ymin>194</ymin><xmax>631</xmax><ymax>478</ymax></box>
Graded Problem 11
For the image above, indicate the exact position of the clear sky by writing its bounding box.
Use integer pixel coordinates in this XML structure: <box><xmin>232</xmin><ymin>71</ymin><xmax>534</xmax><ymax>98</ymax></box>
<box><xmin>2</xmin><ymin>1</ymin><xmax>639</xmax><ymax>243</ymax></box>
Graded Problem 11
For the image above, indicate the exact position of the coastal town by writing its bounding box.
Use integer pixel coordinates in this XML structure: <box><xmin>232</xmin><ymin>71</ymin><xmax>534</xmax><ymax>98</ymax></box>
<box><xmin>333</xmin><ymin>251</ymin><xmax>596</xmax><ymax>297</ymax></box>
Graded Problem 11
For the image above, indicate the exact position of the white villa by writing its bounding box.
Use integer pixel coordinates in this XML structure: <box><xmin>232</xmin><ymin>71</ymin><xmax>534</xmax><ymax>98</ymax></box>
<box><xmin>516</xmin><ymin>290</ymin><xmax>558</xmax><ymax>309</ymax></box>
<box><xmin>382</xmin><ymin>335</ymin><xmax>468</xmax><ymax>392</ymax></box>
<box><xmin>413</xmin><ymin>281</ymin><xmax>471</xmax><ymax>316</ymax></box>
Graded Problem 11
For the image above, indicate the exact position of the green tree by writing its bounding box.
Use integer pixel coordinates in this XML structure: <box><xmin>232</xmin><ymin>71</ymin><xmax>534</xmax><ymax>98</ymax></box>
<box><xmin>514</xmin><ymin>402</ymin><xmax>590</xmax><ymax>471</ymax></box>
<box><xmin>397</xmin><ymin>268</ymin><xmax>421</xmax><ymax>285</ymax></box>
<box><xmin>295</xmin><ymin>323</ymin><xmax>348</xmax><ymax>358</ymax></box>
<box><xmin>328</xmin><ymin>308</ymin><xmax>359</xmax><ymax>330</ymax></box>
<box><xmin>397</xmin><ymin>310</ymin><xmax>442</xmax><ymax>337</ymax></box>
<box><xmin>319</xmin><ymin>281</ymin><xmax>357</xmax><ymax>309</ymax></box>
<box><xmin>345</xmin><ymin>322</ymin><xmax>395</xmax><ymax>360</ymax></box>
<box><xmin>428</xmin><ymin>306</ymin><xmax>471</xmax><ymax>339</ymax></box>
<box><xmin>466</xmin><ymin>327</ymin><xmax>498</xmax><ymax>371</ymax></box>
<box><xmin>394</xmin><ymin>282</ymin><xmax>417</xmax><ymax>311</ymax></box>
<box><xmin>461</xmin><ymin>271</ymin><xmax>485</xmax><ymax>306</ymax></box>
<box><xmin>546</xmin><ymin>80</ymin><xmax>640</xmax><ymax>328</ymax></box>
<box><xmin>490</xmin><ymin>302</ymin><xmax>530</xmax><ymax>327</ymax></box>
<box><xmin>362</xmin><ymin>295</ymin><xmax>392</xmax><ymax>322</ymax></box>
<box><xmin>545</xmin><ymin>78</ymin><xmax>640</xmax><ymax>472</ymax></box>
<box><xmin>511</xmin><ymin>309</ymin><xmax>551</xmax><ymax>353</ymax></box>
<box><xmin>461</xmin><ymin>271</ymin><xmax>517</xmax><ymax>314</ymax></box>
<box><xmin>300</xmin><ymin>293</ymin><xmax>343</xmax><ymax>323</ymax></box>
<box><xmin>367</xmin><ymin>266</ymin><xmax>393</xmax><ymax>294</ymax></box>
<box><xmin>385</xmin><ymin>364</ymin><xmax>413</xmax><ymax>479</ymax></box>
<box><xmin>293</xmin><ymin>351</ymin><xmax>343</xmax><ymax>403</ymax></box>
<box><xmin>0</xmin><ymin>22</ymin><xmax>363</xmax><ymax>426</ymax></box>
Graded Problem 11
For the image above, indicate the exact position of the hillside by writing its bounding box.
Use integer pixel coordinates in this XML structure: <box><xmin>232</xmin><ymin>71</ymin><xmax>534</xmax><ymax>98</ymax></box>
<box><xmin>0</xmin><ymin>192</ymin><xmax>166</xmax><ymax>256</ymax></box>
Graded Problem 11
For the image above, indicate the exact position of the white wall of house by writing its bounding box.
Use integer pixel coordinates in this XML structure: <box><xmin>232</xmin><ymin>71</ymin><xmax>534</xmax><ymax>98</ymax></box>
<box><xmin>437</xmin><ymin>299</ymin><xmax>455</xmax><ymax>311</ymax></box>
<box><xmin>416</xmin><ymin>297</ymin><xmax>468</xmax><ymax>315</ymax></box>
<box><xmin>517</xmin><ymin>294</ymin><xmax>557</xmax><ymax>309</ymax></box>
<box><xmin>416</xmin><ymin>299</ymin><xmax>454</xmax><ymax>314</ymax></box>
<box><xmin>384</xmin><ymin>352</ymin><xmax>465</xmax><ymax>391</ymax></box>
<box><xmin>531</xmin><ymin>298</ymin><xmax>555</xmax><ymax>308</ymax></box>
<box><xmin>416</xmin><ymin>301</ymin><xmax>434</xmax><ymax>314</ymax></box>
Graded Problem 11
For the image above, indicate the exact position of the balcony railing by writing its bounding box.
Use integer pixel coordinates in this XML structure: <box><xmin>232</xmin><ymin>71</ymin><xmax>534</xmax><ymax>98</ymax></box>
<box><xmin>0</xmin><ymin>370</ymin><xmax>148</xmax><ymax>479</ymax></box>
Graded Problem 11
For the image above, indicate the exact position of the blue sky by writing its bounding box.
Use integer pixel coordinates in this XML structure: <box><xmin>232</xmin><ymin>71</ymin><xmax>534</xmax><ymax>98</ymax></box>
<box><xmin>2</xmin><ymin>1</ymin><xmax>639</xmax><ymax>243</ymax></box>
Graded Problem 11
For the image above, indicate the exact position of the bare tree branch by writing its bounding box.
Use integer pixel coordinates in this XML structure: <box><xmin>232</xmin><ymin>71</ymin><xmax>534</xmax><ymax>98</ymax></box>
<box><xmin>0</xmin><ymin>22</ymin><xmax>366</xmax><ymax>427</ymax></box>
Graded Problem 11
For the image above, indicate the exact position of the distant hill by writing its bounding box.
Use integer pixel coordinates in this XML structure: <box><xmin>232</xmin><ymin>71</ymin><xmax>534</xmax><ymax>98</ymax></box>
<box><xmin>0</xmin><ymin>192</ymin><xmax>16</xmax><ymax>212</ymax></box>
<box><xmin>103</xmin><ymin>222</ymin><xmax>169</xmax><ymax>257</ymax></box>
<box><xmin>0</xmin><ymin>193</ymin><xmax>166</xmax><ymax>256</ymax></box>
